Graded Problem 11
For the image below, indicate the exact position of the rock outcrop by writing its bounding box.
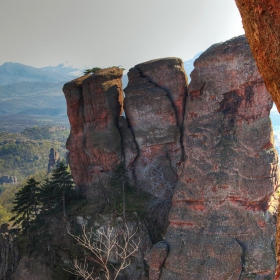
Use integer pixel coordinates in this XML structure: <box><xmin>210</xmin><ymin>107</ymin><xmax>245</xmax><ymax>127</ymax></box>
<box><xmin>63</xmin><ymin>36</ymin><xmax>279</xmax><ymax>279</ymax></box>
<box><xmin>63</xmin><ymin>68</ymin><xmax>124</xmax><ymax>197</ymax></box>
<box><xmin>235</xmin><ymin>0</ymin><xmax>280</xmax><ymax>111</ymax></box>
<box><xmin>124</xmin><ymin>58</ymin><xmax>187</xmax><ymax>200</ymax></box>
<box><xmin>47</xmin><ymin>148</ymin><xmax>60</xmax><ymax>173</ymax></box>
<box><xmin>0</xmin><ymin>176</ymin><xmax>17</xmax><ymax>185</ymax></box>
<box><xmin>161</xmin><ymin>36</ymin><xmax>279</xmax><ymax>279</ymax></box>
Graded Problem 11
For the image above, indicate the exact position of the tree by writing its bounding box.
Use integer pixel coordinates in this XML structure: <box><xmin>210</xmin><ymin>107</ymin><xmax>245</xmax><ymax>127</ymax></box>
<box><xmin>68</xmin><ymin>224</ymin><xmax>140</xmax><ymax>280</ymax></box>
<box><xmin>83</xmin><ymin>67</ymin><xmax>102</xmax><ymax>75</ymax></box>
<box><xmin>110</xmin><ymin>162</ymin><xmax>130</xmax><ymax>220</ymax></box>
<box><xmin>47</xmin><ymin>162</ymin><xmax>75</xmax><ymax>218</ymax></box>
<box><xmin>10</xmin><ymin>178</ymin><xmax>40</xmax><ymax>236</ymax></box>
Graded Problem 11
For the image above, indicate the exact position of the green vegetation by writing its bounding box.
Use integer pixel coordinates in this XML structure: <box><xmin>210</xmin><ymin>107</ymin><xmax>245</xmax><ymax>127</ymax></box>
<box><xmin>10</xmin><ymin>178</ymin><xmax>40</xmax><ymax>236</ymax></box>
<box><xmin>83</xmin><ymin>66</ymin><xmax>125</xmax><ymax>75</ymax></box>
<box><xmin>0</xmin><ymin>126</ymin><xmax>68</xmax><ymax>182</ymax></box>
<box><xmin>83</xmin><ymin>67</ymin><xmax>102</xmax><ymax>75</ymax></box>
<box><xmin>10</xmin><ymin>163</ymin><xmax>75</xmax><ymax>232</ymax></box>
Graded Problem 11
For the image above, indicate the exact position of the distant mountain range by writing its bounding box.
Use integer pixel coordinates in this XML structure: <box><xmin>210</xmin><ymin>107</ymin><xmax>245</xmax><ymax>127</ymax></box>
<box><xmin>0</xmin><ymin>62</ymin><xmax>82</xmax><ymax>132</ymax></box>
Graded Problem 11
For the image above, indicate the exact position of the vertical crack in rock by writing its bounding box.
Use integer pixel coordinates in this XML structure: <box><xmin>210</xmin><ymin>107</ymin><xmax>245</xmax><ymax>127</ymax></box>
<box><xmin>123</xmin><ymin>59</ymin><xmax>187</xmax><ymax>196</ymax></box>
<box><xmin>160</xmin><ymin>35</ymin><xmax>279</xmax><ymax>280</ymax></box>
<box><xmin>134</xmin><ymin>58</ymin><xmax>188</xmax><ymax>160</ymax></box>
<box><xmin>235</xmin><ymin>239</ymin><xmax>246</xmax><ymax>279</ymax></box>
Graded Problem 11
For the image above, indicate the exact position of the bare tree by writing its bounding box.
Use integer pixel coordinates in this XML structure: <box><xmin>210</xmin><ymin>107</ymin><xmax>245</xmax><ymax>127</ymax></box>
<box><xmin>68</xmin><ymin>223</ymin><xmax>140</xmax><ymax>280</ymax></box>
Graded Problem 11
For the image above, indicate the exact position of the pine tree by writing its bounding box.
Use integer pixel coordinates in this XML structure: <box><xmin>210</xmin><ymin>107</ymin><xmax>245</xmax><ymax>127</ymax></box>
<box><xmin>49</xmin><ymin>162</ymin><xmax>75</xmax><ymax>218</ymax></box>
<box><xmin>10</xmin><ymin>178</ymin><xmax>40</xmax><ymax>236</ymax></box>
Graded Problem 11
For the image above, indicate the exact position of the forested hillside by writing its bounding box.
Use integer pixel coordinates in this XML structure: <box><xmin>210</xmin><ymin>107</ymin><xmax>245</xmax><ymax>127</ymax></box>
<box><xmin>0</xmin><ymin>126</ymin><xmax>68</xmax><ymax>182</ymax></box>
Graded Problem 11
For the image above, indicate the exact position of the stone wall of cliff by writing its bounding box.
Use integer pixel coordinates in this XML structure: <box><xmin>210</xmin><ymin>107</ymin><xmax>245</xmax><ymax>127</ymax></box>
<box><xmin>235</xmin><ymin>0</ymin><xmax>280</xmax><ymax>112</ymax></box>
<box><xmin>63</xmin><ymin>35</ymin><xmax>279</xmax><ymax>279</ymax></box>
<box><xmin>161</xmin><ymin>35</ymin><xmax>279</xmax><ymax>280</ymax></box>
<box><xmin>63</xmin><ymin>68</ymin><xmax>124</xmax><ymax>198</ymax></box>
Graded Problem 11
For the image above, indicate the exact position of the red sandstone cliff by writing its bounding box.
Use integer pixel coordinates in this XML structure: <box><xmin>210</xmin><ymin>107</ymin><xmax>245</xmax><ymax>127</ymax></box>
<box><xmin>63</xmin><ymin>68</ymin><xmax>124</xmax><ymax>197</ymax></box>
<box><xmin>161</xmin><ymin>35</ymin><xmax>279</xmax><ymax>280</ymax></box>
<box><xmin>235</xmin><ymin>0</ymin><xmax>280</xmax><ymax>112</ymax></box>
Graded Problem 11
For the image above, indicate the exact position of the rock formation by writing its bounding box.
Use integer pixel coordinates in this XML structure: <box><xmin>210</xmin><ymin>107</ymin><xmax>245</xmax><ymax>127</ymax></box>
<box><xmin>47</xmin><ymin>148</ymin><xmax>60</xmax><ymax>173</ymax></box>
<box><xmin>63</xmin><ymin>68</ymin><xmax>124</xmax><ymax>198</ymax></box>
<box><xmin>63</xmin><ymin>36</ymin><xmax>279</xmax><ymax>279</ymax></box>
<box><xmin>161</xmin><ymin>36</ymin><xmax>279</xmax><ymax>279</ymax></box>
<box><xmin>124</xmin><ymin>58</ymin><xmax>187</xmax><ymax>200</ymax></box>
<box><xmin>235</xmin><ymin>0</ymin><xmax>280</xmax><ymax>111</ymax></box>
<box><xmin>0</xmin><ymin>176</ymin><xmax>17</xmax><ymax>185</ymax></box>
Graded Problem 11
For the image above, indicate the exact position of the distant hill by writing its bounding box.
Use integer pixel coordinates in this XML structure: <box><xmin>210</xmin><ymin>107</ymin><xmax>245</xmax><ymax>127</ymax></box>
<box><xmin>0</xmin><ymin>62</ymin><xmax>79</xmax><ymax>132</ymax></box>
<box><xmin>0</xmin><ymin>62</ymin><xmax>76</xmax><ymax>86</ymax></box>
<box><xmin>0</xmin><ymin>126</ymin><xmax>69</xmax><ymax>182</ymax></box>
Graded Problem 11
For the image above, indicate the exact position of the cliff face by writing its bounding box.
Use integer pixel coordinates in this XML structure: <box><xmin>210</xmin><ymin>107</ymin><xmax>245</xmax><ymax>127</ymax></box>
<box><xmin>63</xmin><ymin>36</ymin><xmax>279</xmax><ymax>279</ymax></box>
<box><xmin>161</xmin><ymin>36</ymin><xmax>279</xmax><ymax>280</ymax></box>
<box><xmin>124</xmin><ymin>58</ymin><xmax>187</xmax><ymax>200</ymax></box>
<box><xmin>235</xmin><ymin>0</ymin><xmax>280</xmax><ymax>112</ymax></box>
<box><xmin>63</xmin><ymin>68</ymin><xmax>124</xmax><ymax>197</ymax></box>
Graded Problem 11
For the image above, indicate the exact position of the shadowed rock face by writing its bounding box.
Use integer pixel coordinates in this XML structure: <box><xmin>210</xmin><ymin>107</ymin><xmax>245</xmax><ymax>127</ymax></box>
<box><xmin>235</xmin><ymin>0</ymin><xmax>280</xmax><ymax>112</ymax></box>
<box><xmin>63</xmin><ymin>68</ymin><xmax>124</xmax><ymax>197</ymax></box>
<box><xmin>124</xmin><ymin>58</ymin><xmax>187</xmax><ymax>199</ymax></box>
<box><xmin>161</xmin><ymin>36</ymin><xmax>279</xmax><ymax>280</ymax></box>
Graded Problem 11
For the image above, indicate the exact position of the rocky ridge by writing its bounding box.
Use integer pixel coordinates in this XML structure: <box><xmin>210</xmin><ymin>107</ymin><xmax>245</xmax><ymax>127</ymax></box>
<box><xmin>63</xmin><ymin>35</ymin><xmax>279</xmax><ymax>279</ymax></box>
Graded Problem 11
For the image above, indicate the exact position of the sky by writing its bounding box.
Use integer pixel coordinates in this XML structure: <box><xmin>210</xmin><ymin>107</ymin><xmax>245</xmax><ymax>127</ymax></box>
<box><xmin>0</xmin><ymin>0</ymin><xmax>244</xmax><ymax>70</ymax></box>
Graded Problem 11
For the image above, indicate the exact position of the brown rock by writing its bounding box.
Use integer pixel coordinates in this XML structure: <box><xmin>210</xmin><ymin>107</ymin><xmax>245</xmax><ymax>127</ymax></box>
<box><xmin>63</xmin><ymin>68</ymin><xmax>124</xmax><ymax>197</ymax></box>
<box><xmin>235</xmin><ymin>0</ymin><xmax>280</xmax><ymax>111</ymax></box>
<box><xmin>161</xmin><ymin>36</ymin><xmax>279</xmax><ymax>279</ymax></box>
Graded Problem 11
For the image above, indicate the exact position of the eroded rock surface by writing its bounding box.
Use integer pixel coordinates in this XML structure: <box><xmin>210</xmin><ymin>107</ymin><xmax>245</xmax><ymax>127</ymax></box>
<box><xmin>63</xmin><ymin>68</ymin><xmax>124</xmax><ymax>197</ymax></box>
<box><xmin>161</xmin><ymin>36</ymin><xmax>279</xmax><ymax>279</ymax></box>
<box><xmin>235</xmin><ymin>0</ymin><xmax>280</xmax><ymax>111</ymax></box>
<box><xmin>124</xmin><ymin>58</ymin><xmax>187</xmax><ymax>200</ymax></box>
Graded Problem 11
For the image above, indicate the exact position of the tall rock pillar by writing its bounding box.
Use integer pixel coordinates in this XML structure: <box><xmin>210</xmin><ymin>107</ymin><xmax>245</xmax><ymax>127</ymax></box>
<box><xmin>161</xmin><ymin>36</ymin><xmax>279</xmax><ymax>279</ymax></box>
<box><xmin>63</xmin><ymin>68</ymin><xmax>124</xmax><ymax>198</ymax></box>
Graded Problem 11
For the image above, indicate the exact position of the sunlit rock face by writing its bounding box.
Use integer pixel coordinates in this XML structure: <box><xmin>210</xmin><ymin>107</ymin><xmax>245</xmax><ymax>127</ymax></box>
<box><xmin>235</xmin><ymin>0</ymin><xmax>280</xmax><ymax>112</ymax></box>
<box><xmin>161</xmin><ymin>35</ymin><xmax>279</xmax><ymax>280</ymax></box>
<box><xmin>63</xmin><ymin>68</ymin><xmax>124</xmax><ymax>197</ymax></box>
<box><xmin>124</xmin><ymin>58</ymin><xmax>187</xmax><ymax>199</ymax></box>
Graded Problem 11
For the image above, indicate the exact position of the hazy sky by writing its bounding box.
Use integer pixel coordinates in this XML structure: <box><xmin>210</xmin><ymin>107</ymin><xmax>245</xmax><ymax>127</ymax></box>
<box><xmin>0</xmin><ymin>0</ymin><xmax>244</xmax><ymax>70</ymax></box>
